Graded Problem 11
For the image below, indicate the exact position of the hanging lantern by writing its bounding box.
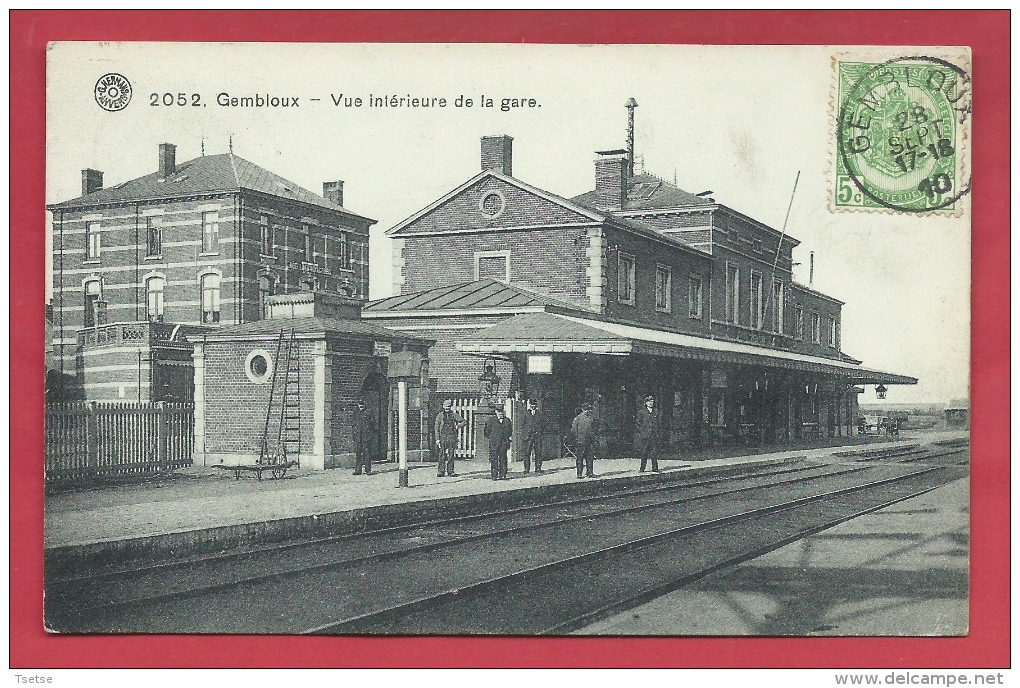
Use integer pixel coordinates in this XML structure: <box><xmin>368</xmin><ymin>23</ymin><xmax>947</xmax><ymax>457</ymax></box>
<box><xmin>876</xmin><ymin>384</ymin><xmax>888</xmax><ymax>400</ymax></box>
<box><xmin>478</xmin><ymin>358</ymin><xmax>502</xmax><ymax>401</ymax></box>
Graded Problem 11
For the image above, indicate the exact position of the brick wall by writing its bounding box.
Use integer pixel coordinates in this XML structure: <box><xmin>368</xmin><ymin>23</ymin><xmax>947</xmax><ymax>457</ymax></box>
<box><xmin>401</xmin><ymin>228</ymin><xmax>592</xmax><ymax>308</ymax></box>
<box><xmin>601</xmin><ymin>225</ymin><xmax>714</xmax><ymax>335</ymax></box>
<box><xmin>201</xmin><ymin>338</ymin><xmax>318</xmax><ymax>456</ymax></box>
<box><xmin>788</xmin><ymin>285</ymin><xmax>843</xmax><ymax>358</ymax></box>
<box><xmin>397</xmin><ymin>175</ymin><xmax>590</xmax><ymax>236</ymax></box>
<box><xmin>327</xmin><ymin>353</ymin><xmax>376</xmax><ymax>463</ymax></box>
<box><xmin>51</xmin><ymin>195</ymin><xmax>237</xmax><ymax>371</ymax></box>
<box><xmin>364</xmin><ymin>315</ymin><xmax>511</xmax><ymax>393</ymax></box>
<box><xmin>236</xmin><ymin>195</ymin><xmax>371</xmax><ymax>322</ymax></box>
<box><xmin>50</xmin><ymin>191</ymin><xmax>369</xmax><ymax>400</ymax></box>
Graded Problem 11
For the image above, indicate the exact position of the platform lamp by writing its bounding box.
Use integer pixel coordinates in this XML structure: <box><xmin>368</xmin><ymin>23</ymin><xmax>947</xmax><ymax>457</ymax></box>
<box><xmin>478</xmin><ymin>358</ymin><xmax>502</xmax><ymax>404</ymax></box>
<box><xmin>875</xmin><ymin>384</ymin><xmax>888</xmax><ymax>400</ymax></box>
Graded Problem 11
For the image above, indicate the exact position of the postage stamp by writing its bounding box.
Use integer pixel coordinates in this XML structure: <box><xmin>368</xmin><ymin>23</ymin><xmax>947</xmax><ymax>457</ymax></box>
<box><xmin>832</xmin><ymin>49</ymin><xmax>972</xmax><ymax>215</ymax></box>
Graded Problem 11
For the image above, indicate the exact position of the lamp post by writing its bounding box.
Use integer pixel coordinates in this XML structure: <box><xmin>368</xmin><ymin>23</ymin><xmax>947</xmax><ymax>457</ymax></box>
<box><xmin>387</xmin><ymin>351</ymin><xmax>424</xmax><ymax>488</ymax></box>
<box><xmin>475</xmin><ymin>359</ymin><xmax>502</xmax><ymax>472</ymax></box>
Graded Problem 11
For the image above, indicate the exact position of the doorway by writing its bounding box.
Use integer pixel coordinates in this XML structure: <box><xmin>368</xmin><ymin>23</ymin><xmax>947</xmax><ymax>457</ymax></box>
<box><xmin>361</xmin><ymin>371</ymin><xmax>388</xmax><ymax>463</ymax></box>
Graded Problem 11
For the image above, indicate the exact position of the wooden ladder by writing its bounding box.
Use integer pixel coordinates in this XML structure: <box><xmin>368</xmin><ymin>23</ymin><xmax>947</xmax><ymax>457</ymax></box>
<box><xmin>259</xmin><ymin>328</ymin><xmax>300</xmax><ymax>466</ymax></box>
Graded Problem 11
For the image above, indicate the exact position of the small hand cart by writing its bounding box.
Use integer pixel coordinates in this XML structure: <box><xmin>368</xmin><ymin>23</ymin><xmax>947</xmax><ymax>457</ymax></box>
<box><xmin>213</xmin><ymin>459</ymin><xmax>297</xmax><ymax>481</ymax></box>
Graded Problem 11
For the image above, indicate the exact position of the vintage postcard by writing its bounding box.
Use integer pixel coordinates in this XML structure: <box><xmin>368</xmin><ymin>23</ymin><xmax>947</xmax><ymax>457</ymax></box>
<box><xmin>44</xmin><ymin>42</ymin><xmax>971</xmax><ymax>638</ymax></box>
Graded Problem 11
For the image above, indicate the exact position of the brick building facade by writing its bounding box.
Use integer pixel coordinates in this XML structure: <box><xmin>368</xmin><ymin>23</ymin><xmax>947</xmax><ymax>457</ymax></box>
<box><xmin>367</xmin><ymin>123</ymin><xmax>915</xmax><ymax>459</ymax></box>
<box><xmin>48</xmin><ymin>144</ymin><xmax>374</xmax><ymax>403</ymax></box>
<box><xmin>194</xmin><ymin>291</ymin><xmax>431</xmax><ymax>471</ymax></box>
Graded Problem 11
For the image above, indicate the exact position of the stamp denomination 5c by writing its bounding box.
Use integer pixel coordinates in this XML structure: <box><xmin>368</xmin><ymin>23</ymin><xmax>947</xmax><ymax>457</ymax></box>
<box><xmin>832</xmin><ymin>49</ymin><xmax>971</xmax><ymax>215</ymax></box>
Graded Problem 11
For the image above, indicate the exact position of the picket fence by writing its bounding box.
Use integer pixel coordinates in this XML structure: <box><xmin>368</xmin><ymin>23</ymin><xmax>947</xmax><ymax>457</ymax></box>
<box><xmin>45</xmin><ymin>402</ymin><xmax>194</xmax><ymax>483</ymax></box>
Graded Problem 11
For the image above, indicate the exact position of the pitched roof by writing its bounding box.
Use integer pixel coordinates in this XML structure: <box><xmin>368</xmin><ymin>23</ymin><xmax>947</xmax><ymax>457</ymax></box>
<box><xmin>571</xmin><ymin>173</ymin><xmax>714</xmax><ymax>212</ymax></box>
<box><xmin>364</xmin><ymin>278</ymin><xmax>587</xmax><ymax>314</ymax></box>
<box><xmin>199</xmin><ymin>316</ymin><xmax>431</xmax><ymax>343</ymax></box>
<box><xmin>48</xmin><ymin>153</ymin><xmax>375</xmax><ymax>223</ymax></box>
<box><xmin>385</xmin><ymin>169</ymin><xmax>603</xmax><ymax>236</ymax></box>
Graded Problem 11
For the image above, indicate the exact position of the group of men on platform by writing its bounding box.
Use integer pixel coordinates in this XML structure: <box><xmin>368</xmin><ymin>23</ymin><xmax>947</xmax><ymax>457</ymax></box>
<box><xmin>352</xmin><ymin>394</ymin><xmax>662</xmax><ymax>481</ymax></box>
<box><xmin>570</xmin><ymin>395</ymin><xmax>660</xmax><ymax>479</ymax></box>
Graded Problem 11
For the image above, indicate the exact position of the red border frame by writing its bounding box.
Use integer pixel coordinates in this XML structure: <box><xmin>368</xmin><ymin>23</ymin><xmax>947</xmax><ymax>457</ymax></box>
<box><xmin>11</xmin><ymin>10</ymin><xmax>1009</xmax><ymax>668</ymax></box>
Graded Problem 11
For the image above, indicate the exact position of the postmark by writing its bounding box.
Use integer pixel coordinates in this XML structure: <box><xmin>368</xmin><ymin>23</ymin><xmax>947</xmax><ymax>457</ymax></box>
<box><xmin>833</xmin><ymin>52</ymin><xmax>971</xmax><ymax>214</ymax></box>
<box><xmin>93</xmin><ymin>72</ymin><xmax>132</xmax><ymax>111</ymax></box>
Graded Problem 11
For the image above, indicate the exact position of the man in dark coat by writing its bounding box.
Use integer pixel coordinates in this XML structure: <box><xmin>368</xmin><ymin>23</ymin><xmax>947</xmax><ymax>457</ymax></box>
<box><xmin>353</xmin><ymin>399</ymin><xmax>377</xmax><ymax>476</ymax></box>
<box><xmin>484</xmin><ymin>406</ymin><xmax>513</xmax><ymax>480</ymax></box>
<box><xmin>635</xmin><ymin>395</ymin><xmax>661</xmax><ymax>472</ymax></box>
<box><xmin>434</xmin><ymin>399</ymin><xmax>466</xmax><ymax>477</ymax></box>
<box><xmin>570</xmin><ymin>402</ymin><xmax>598</xmax><ymax>479</ymax></box>
<box><xmin>521</xmin><ymin>398</ymin><xmax>544</xmax><ymax>474</ymax></box>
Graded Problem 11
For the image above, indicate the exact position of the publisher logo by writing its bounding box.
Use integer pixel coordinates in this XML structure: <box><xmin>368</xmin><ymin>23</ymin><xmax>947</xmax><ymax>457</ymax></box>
<box><xmin>94</xmin><ymin>73</ymin><xmax>132</xmax><ymax>112</ymax></box>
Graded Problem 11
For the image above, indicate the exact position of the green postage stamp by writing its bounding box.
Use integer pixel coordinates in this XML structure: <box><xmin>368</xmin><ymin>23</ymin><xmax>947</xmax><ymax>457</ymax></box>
<box><xmin>833</xmin><ymin>48</ymin><xmax>971</xmax><ymax>214</ymax></box>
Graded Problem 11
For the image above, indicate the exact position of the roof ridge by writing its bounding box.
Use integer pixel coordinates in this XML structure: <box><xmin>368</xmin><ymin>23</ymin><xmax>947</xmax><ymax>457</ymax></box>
<box><xmin>227</xmin><ymin>152</ymin><xmax>241</xmax><ymax>188</ymax></box>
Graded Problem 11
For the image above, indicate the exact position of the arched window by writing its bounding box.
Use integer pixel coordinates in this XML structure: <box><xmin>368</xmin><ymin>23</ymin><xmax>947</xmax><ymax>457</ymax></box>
<box><xmin>83</xmin><ymin>279</ymin><xmax>102</xmax><ymax>327</ymax></box>
<box><xmin>259</xmin><ymin>274</ymin><xmax>276</xmax><ymax>319</ymax></box>
<box><xmin>146</xmin><ymin>276</ymin><xmax>165</xmax><ymax>322</ymax></box>
<box><xmin>201</xmin><ymin>273</ymin><xmax>221</xmax><ymax>324</ymax></box>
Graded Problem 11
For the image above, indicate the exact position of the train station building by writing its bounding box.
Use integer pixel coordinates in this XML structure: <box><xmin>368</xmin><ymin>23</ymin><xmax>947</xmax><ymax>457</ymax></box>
<box><xmin>365</xmin><ymin>112</ymin><xmax>916</xmax><ymax>460</ymax></box>
<box><xmin>47</xmin><ymin>143</ymin><xmax>375</xmax><ymax>403</ymax></box>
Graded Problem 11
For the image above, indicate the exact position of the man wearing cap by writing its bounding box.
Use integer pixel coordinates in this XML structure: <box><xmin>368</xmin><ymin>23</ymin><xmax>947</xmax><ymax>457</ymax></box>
<box><xmin>353</xmin><ymin>399</ymin><xmax>377</xmax><ymax>476</ymax></box>
<box><xmin>570</xmin><ymin>402</ymin><xmax>598</xmax><ymax>479</ymax></box>
<box><xmin>521</xmin><ymin>398</ymin><xmax>544</xmax><ymax>474</ymax></box>
<box><xmin>484</xmin><ymin>405</ymin><xmax>513</xmax><ymax>480</ymax></box>
<box><xmin>635</xmin><ymin>395</ymin><xmax>661</xmax><ymax>472</ymax></box>
<box><xmin>434</xmin><ymin>399</ymin><xmax>466</xmax><ymax>477</ymax></box>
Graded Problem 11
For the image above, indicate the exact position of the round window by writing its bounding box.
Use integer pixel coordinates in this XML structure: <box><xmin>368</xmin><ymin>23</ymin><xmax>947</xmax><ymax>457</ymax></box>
<box><xmin>244</xmin><ymin>349</ymin><xmax>274</xmax><ymax>384</ymax></box>
<box><xmin>250</xmin><ymin>355</ymin><xmax>268</xmax><ymax>377</ymax></box>
<box><xmin>479</xmin><ymin>190</ymin><xmax>506</xmax><ymax>218</ymax></box>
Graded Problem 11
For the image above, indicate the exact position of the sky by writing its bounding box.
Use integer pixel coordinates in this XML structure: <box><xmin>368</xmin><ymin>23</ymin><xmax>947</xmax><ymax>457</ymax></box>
<box><xmin>46</xmin><ymin>43</ymin><xmax>971</xmax><ymax>405</ymax></box>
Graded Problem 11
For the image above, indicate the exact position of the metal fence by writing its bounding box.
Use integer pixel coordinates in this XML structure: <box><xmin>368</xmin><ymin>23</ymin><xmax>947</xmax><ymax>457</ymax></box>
<box><xmin>45</xmin><ymin>402</ymin><xmax>194</xmax><ymax>483</ymax></box>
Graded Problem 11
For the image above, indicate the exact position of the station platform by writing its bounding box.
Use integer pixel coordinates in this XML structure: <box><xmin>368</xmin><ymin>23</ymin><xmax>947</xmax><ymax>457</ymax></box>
<box><xmin>576</xmin><ymin>476</ymin><xmax>969</xmax><ymax>636</ymax></box>
<box><xmin>44</xmin><ymin>431</ymin><xmax>968</xmax><ymax>575</ymax></box>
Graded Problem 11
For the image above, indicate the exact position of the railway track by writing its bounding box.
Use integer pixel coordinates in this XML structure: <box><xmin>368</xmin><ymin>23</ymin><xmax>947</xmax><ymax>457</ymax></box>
<box><xmin>46</xmin><ymin>446</ymin><xmax>967</xmax><ymax>635</ymax></box>
<box><xmin>833</xmin><ymin>442</ymin><xmax>969</xmax><ymax>466</ymax></box>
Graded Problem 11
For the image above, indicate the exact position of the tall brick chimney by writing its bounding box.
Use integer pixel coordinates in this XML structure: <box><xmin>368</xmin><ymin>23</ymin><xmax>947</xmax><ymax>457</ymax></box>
<box><xmin>81</xmin><ymin>168</ymin><xmax>104</xmax><ymax>196</ymax></box>
<box><xmin>158</xmin><ymin>143</ymin><xmax>176</xmax><ymax>178</ymax></box>
<box><xmin>323</xmin><ymin>180</ymin><xmax>344</xmax><ymax>207</ymax></box>
<box><xmin>594</xmin><ymin>149</ymin><xmax>629</xmax><ymax>210</ymax></box>
<box><xmin>481</xmin><ymin>135</ymin><xmax>513</xmax><ymax>176</ymax></box>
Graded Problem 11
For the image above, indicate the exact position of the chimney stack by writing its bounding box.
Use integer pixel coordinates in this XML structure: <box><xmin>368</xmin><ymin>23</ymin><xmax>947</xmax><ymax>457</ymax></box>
<box><xmin>158</xmin><ymin>143</ymin><xmax>176</xmax><ymax>178</ymax></box>
<box><xmin>323</xmin><ymin>180</ymin><xmax>344</xmax><ymax>207</ymax></box>
<box><xmin>625</xmin><ymin>98</ymin><xmax>638</xmax><ymax>177</ymax></box>
<box><xmin>594</xmin><ymin>149</ymin><xmax>629</xmax><ymax>210</ymax></box>
<box><xmin>480</xmin><ymin>135</ymin><xmax>513</xmax><ymax>176</ymax></box>
<box><xmin>81</xmin><ymin>169</ymin><xmax>104</xmax><ymax>196</ymax></box>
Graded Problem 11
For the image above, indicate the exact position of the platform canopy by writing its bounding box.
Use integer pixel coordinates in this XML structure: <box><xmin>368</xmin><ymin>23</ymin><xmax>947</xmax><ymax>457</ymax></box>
<box><xmin>456</xmin><ymin>312</ymin><xmax>917</xmax><ymax>384</ymax></box>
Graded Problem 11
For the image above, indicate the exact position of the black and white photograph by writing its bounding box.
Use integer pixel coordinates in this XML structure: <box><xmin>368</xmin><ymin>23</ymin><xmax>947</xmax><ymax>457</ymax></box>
<box><xmin>43</xmin><ymin>42</ymin><xmax>972</xmax><ymax>637</ymax></box>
